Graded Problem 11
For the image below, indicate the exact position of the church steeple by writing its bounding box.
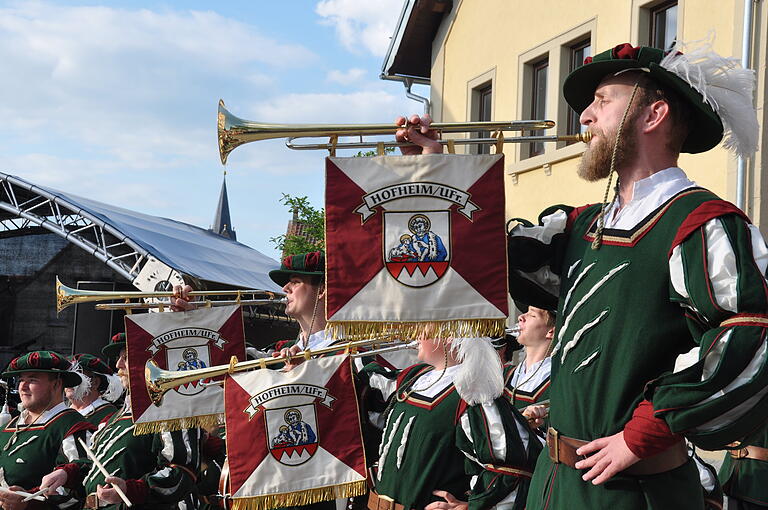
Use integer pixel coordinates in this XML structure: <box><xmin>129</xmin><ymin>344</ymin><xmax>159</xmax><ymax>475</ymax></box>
<box><xmin>211</xmin><ymin>172</ymin><xmax>236</xmax><ymax>240</ymax></box>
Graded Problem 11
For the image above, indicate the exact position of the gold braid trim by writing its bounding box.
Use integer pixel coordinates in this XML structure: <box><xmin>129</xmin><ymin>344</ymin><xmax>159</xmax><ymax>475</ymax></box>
<box><xmin>133</xmin><ymin>413</ymin><xmax>222</xmax><ymax>436</ymax></box>
<box><xmin>229</xmin><ymin>480</ymin><xmax>368</xmax><ymax>510</ymax></box>
<box><xmin>326</xmin><ymin>319</ymin><xmax>506</xmax><ymax>341</ymax></box>
<box><xmin>719</xmin><ymin>315</ymin><xmax>768</xmax><ymax>328</ymax></box>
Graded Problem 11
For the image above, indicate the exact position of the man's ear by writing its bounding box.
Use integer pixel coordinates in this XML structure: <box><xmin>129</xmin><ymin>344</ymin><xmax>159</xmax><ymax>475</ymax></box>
<box><xmin>641</xmin><ymin>100</ymin><xmax>671</xmax><ymax>134</ymax></box>
<box><xmin>545</xmin><ymin>327</ymin><xmax>555</xmax><ymax>340</ymax></box>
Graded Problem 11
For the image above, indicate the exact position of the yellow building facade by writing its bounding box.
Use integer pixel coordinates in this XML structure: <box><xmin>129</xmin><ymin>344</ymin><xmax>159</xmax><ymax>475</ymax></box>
<box><xmin>382</xmin><ymin>0</ymin><xmax>768</xmax><ymax>235</ymax></box>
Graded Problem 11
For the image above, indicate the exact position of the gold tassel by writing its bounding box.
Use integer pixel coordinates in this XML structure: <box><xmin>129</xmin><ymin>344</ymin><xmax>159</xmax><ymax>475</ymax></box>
<box><xmin>133</xmin><ymin>413</ymin><xmax>223</xmax><ymax>436</ymax></box>
<box><xmin>230</xmin><ymin>480</ymin><xmax>367</xmax><ymax>510</ymax></box>
<box><xmin>327</xmin><ymin>319</ymin><xmax>506</xmax><ymax>341</ymax></box>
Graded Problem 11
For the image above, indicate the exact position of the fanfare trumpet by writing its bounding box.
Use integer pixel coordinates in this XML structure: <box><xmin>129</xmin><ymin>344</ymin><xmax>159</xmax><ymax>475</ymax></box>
<box><xmin>56</xmin><ymin>276</ymin><xmax>284</xmax><ymax>313</ymax></box>
<box><xmin>217</xmin><ymin>100</ymin><xmax>592</xmax><ymax>164</ymax></box>
<box><xmin>145</xmin><ymin>337</ymin><xmax>417</xmax><ymax>406</ymax></box>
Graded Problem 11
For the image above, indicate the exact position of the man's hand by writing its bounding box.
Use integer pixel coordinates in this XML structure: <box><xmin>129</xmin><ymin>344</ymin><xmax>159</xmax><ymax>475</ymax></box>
<box><xmin>40</xmin><ymin>469</ymin><xmax>67</xmax><ymax>496</ymax></box>
<box><xmin>273</xmin><ymin>344</ymin><xmax>304</xmax><ymax>372</ymax></box>
<box><xmin>424</xmin><ymin>490</ymin><xmax>468</xmax><ymax>510</ymax></box>
<box><xmin>171</xmin><ymin>284</ymin><xmax>196</xmax><ymax>312</ymax></box>
<box><xmin>522</xmin><ymin>404</ymin><xmax>548</xmax><ymax>429</ymax></box>
<box><xmin>574</xmin><ymin>431</ymin><xmax>640</xmax><ymax>485</ymax></box>
<box><xmin>395</xmin><ymin>114</ymin><xmax>442</xmax><ymax>155</ymax></box>
<box><xmin>0</xmin><ymin>486</ymin><xmax>29</xmax><ymax>510</ymax></box>
<box><xmin>97</xmin><ymin>476</ymin><xmax>128</xmax><ymax>505</ymax></box>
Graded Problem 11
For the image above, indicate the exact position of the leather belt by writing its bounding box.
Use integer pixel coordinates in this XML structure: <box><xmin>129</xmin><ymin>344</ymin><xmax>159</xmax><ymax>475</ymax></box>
<box><xmin>367</xmin><ymin>490</ymin><xmax>407</xmax><ymax>510</ymax></box>
<box><xmin>729</xmin><ymin>444</ymin><xmax>768</xmax><ymax>461</ymax></box>
<box><xmin>546</xmin><ymin>427</ymin><xmax>689</xmax><ymax>475</ymax></box>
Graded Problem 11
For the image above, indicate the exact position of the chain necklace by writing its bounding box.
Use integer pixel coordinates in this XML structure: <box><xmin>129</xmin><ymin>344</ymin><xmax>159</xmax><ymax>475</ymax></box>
<box><xmin>395</xmin><ymin>346</ymin><xmax>449</xmax><ymax>403</ymax></box>
<box><xmin>2</xmin><ymin>401</ymin><xmax>55</xmax><ymax>452</ymax></box>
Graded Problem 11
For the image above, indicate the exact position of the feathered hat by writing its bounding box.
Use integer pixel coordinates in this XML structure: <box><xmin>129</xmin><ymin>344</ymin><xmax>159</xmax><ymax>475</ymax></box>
<box><xmin>449</xmin><ymin>337</ymin><xmax>504</xmax><ymax>406</ymax></box>
<box><xmin>563</xmin><ymin>38</ymin><xmax>758</xmax><ymax>157</ymax></box>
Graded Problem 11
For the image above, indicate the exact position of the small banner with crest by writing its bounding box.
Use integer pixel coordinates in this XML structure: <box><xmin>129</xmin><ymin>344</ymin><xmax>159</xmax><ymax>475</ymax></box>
<box><xmin>125</xmin><ymin>305</ymin><xmax>245</xmax><ymax>434</ymax></box>
<box><xmin>223</xmin><ymin>354</ymin><xmax>366</xmax><ymax>510</ymax></box>
<box><xmin>325</xmin><ymin>154</ymin><xmax>508</xmax><ymax>339</ymax></box>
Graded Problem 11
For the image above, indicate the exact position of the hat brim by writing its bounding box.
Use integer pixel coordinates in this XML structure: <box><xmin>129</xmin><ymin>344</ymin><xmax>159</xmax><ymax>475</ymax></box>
<box><xmin>2</xmin><ymin>369</ymin><xmax>82</xmax><ymax>387</ymax></box>
<box><xmin>102</xmin><ymin>342</ymin><xmax>126</xmax><ymax>358</ymax></box>
<box><xmin>563</xmin><ymin>60</ymin><xmax>723</xmax><ymax>154</ymax></box>
<box><xmin>268</xmin><ymin>269</ymin><xmax>323</xmax><ymax>287</ymax></box>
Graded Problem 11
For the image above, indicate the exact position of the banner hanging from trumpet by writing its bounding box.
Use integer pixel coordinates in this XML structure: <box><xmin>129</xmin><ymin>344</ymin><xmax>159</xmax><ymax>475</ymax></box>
<box><xmin>325</xmin><ymin>153</ymin><xmax>508</xmax><ymax>339</ymax></box>
<box><xmin>223</xmin><ymin>354</ymin><xmax>366</xmax><ymax>510</ymax></box>
<box><xmin>125</xmin><ymin>305</ymin><xmax>245</xmax><ymax>435</ymax></box>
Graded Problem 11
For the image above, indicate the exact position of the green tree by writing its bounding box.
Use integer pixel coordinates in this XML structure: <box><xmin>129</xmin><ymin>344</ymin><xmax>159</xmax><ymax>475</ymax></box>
<box><xmin>270</xmin><ymin>194</ymin><xmax>325</xmax><ymax>256</ymax></box>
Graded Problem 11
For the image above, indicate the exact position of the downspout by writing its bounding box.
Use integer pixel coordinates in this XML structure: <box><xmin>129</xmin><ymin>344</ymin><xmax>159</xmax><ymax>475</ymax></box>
<box><xmin>736</xmin><ymin>0</ymin><xmax>755</xmax><ymax>211</ymax></box>
<box><xmin>403</xmin><ymin>78</ymin><xmax>432</xmax><ymax>116</ymax></box>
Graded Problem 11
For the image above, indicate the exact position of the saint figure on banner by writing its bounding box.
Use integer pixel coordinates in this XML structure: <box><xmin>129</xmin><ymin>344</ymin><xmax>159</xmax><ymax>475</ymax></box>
<box><xmin>177</xmin><ymin>347</ymin><xmax>207</xmax><ymax>370</ymax></box>
<box><xmin>408</xmin><ymin>214</ymin><xmax>447</xmax><ymax>262</ymax></box>
<box><xmin>285</xmin><ymin>408</ymin><xmax>316</xmax><ymax>446</ymax></box>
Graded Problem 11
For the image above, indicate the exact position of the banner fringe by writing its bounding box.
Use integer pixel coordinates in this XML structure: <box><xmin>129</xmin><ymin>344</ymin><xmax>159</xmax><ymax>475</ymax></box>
<box><xmin>326</xmin><ymin>319</ymin><xmax>506</xmax><ymax>341</ymax></box>
<box><xmin>230</xmin><ymin>480</ymin><xmax>367</xmax><ymax>510</ymax></box>
<box><xmin>133</xmin><ymin>413</ymin><xmax>223</xmax><ymax>436</ymax></box>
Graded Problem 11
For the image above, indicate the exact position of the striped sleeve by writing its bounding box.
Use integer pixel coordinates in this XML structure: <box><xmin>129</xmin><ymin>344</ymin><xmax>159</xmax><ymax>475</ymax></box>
<box><xmin>455</xmin><ymin>398</ymin><xmax>540</xmax><ymax>510</ymax></box>
<box><xmin>141</xmin><ymin>427</ymin><xmax>202</xmax><ymax>505</ymax></box>
<box><xmin>507</xmin><ymin>206</ymin><xmax>575</xmax><ymax>311</ymax></box>
<box><xmin>651</xmin><ymin>214</ymin><xmax>768</xmax><ymax>449</ymax></box>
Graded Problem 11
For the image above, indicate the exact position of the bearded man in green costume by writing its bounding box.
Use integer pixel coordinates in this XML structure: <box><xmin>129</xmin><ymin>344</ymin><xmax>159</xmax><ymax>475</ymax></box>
<box><xmin>399</xmin><ymin>39</ymin><xmax>768</xmax><ymax>509</ymax></box>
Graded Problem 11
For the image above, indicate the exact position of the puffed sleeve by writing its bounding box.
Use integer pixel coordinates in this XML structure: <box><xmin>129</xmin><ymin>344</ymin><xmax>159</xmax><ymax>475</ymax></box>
<box><xmin>138</xmin><ymin>427</ymin><xmax>202</xmax><ymax>506</ymax></box>
<box><xmin>455</xmin><ymin>398</ymin><xmax>541</xmax><ymax>510</ymax></box>
<box><xmin>649</xmin><ymin>214</ymin><xmax>768</xmax><ymax>449</ymax></box>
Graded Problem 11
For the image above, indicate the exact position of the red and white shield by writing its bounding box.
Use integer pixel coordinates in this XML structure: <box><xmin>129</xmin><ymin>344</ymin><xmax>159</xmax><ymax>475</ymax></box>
<box><xmin>265</xmin><ymin>404</ymin><xmax>319</xmax><ymax>466</ymax></box>
<box><xmin>384</xmin><ymin>211</ymin><xmax>450</xmax><ymax>287</ymax></box>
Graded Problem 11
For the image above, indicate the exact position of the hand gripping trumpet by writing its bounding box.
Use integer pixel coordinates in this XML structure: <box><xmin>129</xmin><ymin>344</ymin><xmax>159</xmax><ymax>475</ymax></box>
<box><xmin>145</xmin><ymin>338</ymin><xmax>417</xmax><ymax>406</ymax></box>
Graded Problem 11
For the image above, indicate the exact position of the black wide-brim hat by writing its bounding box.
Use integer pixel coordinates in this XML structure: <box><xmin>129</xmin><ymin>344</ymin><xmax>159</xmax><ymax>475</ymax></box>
<box><xmin>269</xmin><ymin>251</ymin><xmax>325</xmax><ymax>287</ymax></box>
<box><xmin>102</xmin><ymin>332</ymin><xmax>126</xmax><ymax>359</ymax></box>
<box><xmin>563</xmin><ymin>43</ymin><xmax>723</xmax><ymax>154</ymax></box>
<box><xmin>3</xmin><ymin>350</ymin><xmax>82</xmax><ymax>387</ymax></box>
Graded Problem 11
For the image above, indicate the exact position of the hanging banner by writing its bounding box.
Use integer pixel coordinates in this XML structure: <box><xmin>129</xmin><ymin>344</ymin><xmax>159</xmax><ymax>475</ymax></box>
<box><xmin>125</xmin><ymin>305</ymin><xmax>245</xmax><ymax>434</ymax></box>
<box><xmin>223</xmin><ymin>354</ymin><xmax>366</xmax><ymax>510</ymax></box>
<box><xmin>325</xmin><ymin>154</ymin><xmax>508</xmax><ymax>339</ymax></box>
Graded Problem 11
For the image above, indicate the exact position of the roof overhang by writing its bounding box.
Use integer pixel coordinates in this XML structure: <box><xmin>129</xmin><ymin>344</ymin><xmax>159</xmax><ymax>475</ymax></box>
<box><xmin>380</xmin><ymin>0</ymin><xmax>452</xmax><ymax>84</ymax></box>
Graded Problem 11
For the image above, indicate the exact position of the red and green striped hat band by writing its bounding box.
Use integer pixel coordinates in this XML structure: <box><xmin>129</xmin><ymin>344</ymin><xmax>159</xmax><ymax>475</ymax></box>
<box><xmin>2</xmin><ymin>350</ymin><xmax>82</xmax><ymax>387</ymax></box>
<box><xmin>269</xmin><ymin>251</ymin><xmax>325</xmax><ymax>287</ymax></box>
<box><xmin>562</xmin><ymin>43</ymin><xmax>723</xmax><ymax>154</ymax></box>
<box><xmin>102</xmin><ymin>332</ymin><xmax>126</xmax><ymax>359</ymax></box>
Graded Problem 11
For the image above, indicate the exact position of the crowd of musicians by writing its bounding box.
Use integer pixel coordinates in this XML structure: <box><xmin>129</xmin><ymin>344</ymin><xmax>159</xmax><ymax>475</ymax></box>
<box><xmin>2</xmin><ymin>38</ymin><xmax>768</xmax><ymax>510</ymax></box>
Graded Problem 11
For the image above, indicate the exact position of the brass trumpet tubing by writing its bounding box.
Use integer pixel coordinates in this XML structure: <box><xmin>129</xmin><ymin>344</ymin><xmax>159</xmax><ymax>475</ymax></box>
<box><xmin>95</xmin><ymin>298</ymin><xmax>286</xmax><ymax>311</ymax></box>
<box><xmin>285</xmin><ymin>132</ymin><xmax>592</xmax><ymax>151</ymax></box>
<box><xmin>56</xmin><ymin>276</ymin><xmax>282</xmax><ymax>312</ymax></box>
<box><xmin>217</xmin><ymin>99</ymin><xmax>557</xmax><ymax>164</ymax></box>
<box><xmin>145</xmin><ymin>337</ymin><xmax>410</xmax><ymax>406</ymax></box>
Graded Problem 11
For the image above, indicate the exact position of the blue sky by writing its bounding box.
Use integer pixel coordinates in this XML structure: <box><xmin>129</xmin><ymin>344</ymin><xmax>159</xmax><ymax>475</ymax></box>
<box><xmin>0</xmin><ymin>0</ymin><xmax>425</xmax><ymax>261</ymax></box>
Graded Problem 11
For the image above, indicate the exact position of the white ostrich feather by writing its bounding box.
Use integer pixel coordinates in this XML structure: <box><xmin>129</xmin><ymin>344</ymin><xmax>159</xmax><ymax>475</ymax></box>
<box><xmin>451</xmin><ymin>337</ymin><xmax>504</xmax><ymax>405</ymax></box>
<box><xmin>101</xmin><ymin>374</ymin><xmax>125</xmax><ymax>403</ymax></box>
<box><xmin>660</xmin><ymin>37</ymin><xmax>758</xmax><ymax>157</ymax></box>
<box><xmin>67</xmin><ymin>361</ymin><xmax>92</xmax><ymax>402</ymax></box>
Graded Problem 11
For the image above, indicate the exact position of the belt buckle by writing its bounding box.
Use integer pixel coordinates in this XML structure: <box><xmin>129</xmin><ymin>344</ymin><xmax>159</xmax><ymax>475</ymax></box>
<box><xmin>378</xmin><ymin>493</ymin><xmax>395</xmax><ymax>510</ymax></box>
<box><xmin>547</xmin><ymin>427</ymin><xmax>560</xmax><ymax>464</ymax></box>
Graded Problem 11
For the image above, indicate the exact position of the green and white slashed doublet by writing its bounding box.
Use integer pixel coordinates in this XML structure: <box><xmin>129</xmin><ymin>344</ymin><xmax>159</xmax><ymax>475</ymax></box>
<box><xmin>502</xmin><ymin>358</ymin><xmax>551</xmax><ymax>411</ymax></box>
<box><xmin>82</xmin><ymin>403</ymin><xmax>201</xmax><ymax>510</ymax></box>
<box><xmin>719</xmin><ymin>424</ymin><xmax>768</xmax><ymax>507</ymax></box>
<box><xmin>507</xmin><ymin>168</ymin><xmax>768</xmax><ymax>509</ymax></box>
<box><xmin>75</xmin><ymin>398</ymin><xmax>118</xmax><ymax>428</ymax></box>
<box><xmin>0</xmin><ymin>402</ymin><xmax>91</xmax><ymax>508</ymax></box>
<box><xmin>366</xmin><ymin>363</ymin><xmax>540</xmax><ymax>510</ymax></box>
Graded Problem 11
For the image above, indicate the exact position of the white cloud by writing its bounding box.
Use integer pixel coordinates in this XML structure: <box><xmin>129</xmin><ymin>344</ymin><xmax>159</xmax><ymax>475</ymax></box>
<box><xmin>326</xmin><ymin>67</ymin><xmax>368</xmax><ymax>84</ymax></box>
<box><xmin>315</xmin><ymin>0</ymin><xmax>405</xmax><ymax>57</ymax></box>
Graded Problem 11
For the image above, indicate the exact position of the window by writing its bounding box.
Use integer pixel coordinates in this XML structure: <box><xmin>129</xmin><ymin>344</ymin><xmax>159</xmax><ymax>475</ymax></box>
<box><xmin>650</xmin><ymin>1</ymin><xmax>677</xmax><ymax>50</ymax></box>
<box><xmin>529</xmin><ymin>58</ymin><xmax>548</xmax><ymax>157</ymax></box>
<box><xmin>567</xmin><ymin>39</ymin><xmax>591</xmax><ymax>138</ymax></box>
<box><xmin>474</xmin><ymin>84</ymin><xmax>493</xmax><ymax>155</ymax></box>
